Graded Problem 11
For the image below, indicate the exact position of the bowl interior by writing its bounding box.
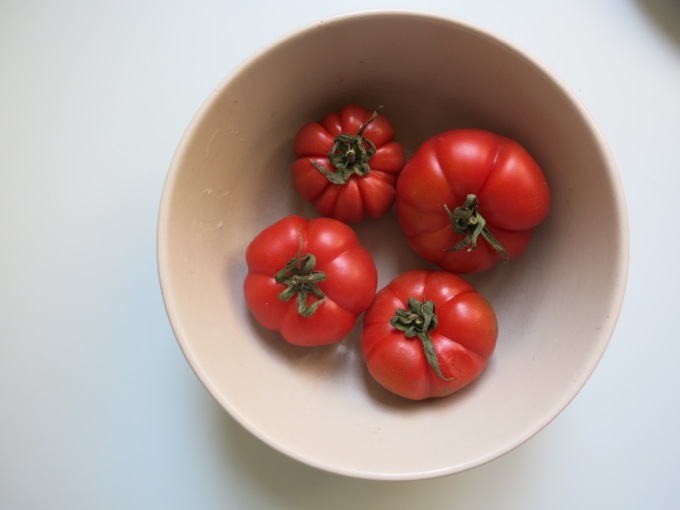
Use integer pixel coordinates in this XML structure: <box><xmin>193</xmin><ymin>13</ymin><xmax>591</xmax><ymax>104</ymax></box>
<box><xmin>158</xmin><ymin>11</ymin><xmax>628</xmax><ymax>480</ymax></box>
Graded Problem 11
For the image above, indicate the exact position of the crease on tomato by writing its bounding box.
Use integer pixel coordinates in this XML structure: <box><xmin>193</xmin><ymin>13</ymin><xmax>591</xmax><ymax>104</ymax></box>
<box><xmin>476</xmin><ymin>144</ymin><xmax>551</xmax><ymax>230</ymax></box>
<box><xmin>314</xmin><ymin>184</ymin><xmax>343</xmax><ymax>219</ymax></box>
<box><xmin>425</xmin><ymin>337</ymin><xmax>487</xmax><ymax>392</ymax></box>
<box><xmin>292</xmin><ymin>157</ymin><xmax>333</xmax><ymax>201</ymax></box>
<box><xmin>474</xmin><ymin>143</ymin><xmax>504</xmax><ymax>200</ymax></box>
<box><xmin>293</xmin><ymin>123</ymin><xmax>335</xmax><ymax>157</ymax></box>
<box><xmin>370</xmin><ymin>143</ymin><xmax>405</xmax><ymax>173</ymax></box>
<box><xmin>433</xmin><ymin>133</ymin><xmax>497</xmax><ymax>204</ymax></box>
<box><xmin>321</xmin><ymin>111</ymin><xmax>344</xmax><ymax>137</ymax></box>
<box><xmin>408</xmin><ymin>225</ymin><xmax>456</xmax><ymax>264</ymax></box>
<box><xmin>400</xmin><ymin>147</ymin><xmax>450</xmax><ymax>210</ymax></box>
<box><xmin>361</xmin><ymin>118</ymin><xmax>394</xmax><ymax>147</ymax></box>
<box><xmin>435</xmin><ymin>296</ymin><xmax>497</xmax><ymax>358</ymax></box>
<box><xmin>422</xmin><ymin>270</ymin><xmax>474</xmax><ymax>303</ymax></box>
<box><xmin>336</xmin><ymin>180</ymin><xmax>367</xmax><ymax>223</ymax></box>
<box><xmin>356</xmin><ymin>175</ymin><xmax>392</xmax><ymax>218</ymax></box>
<box><xmin>320</xmin><ymin>251</ymin><xmax>377</xmax><ymax>313</ymax></box>
<box><xmin>360</xmin><ymin>322</ymin><xmax>392</xmax><ymax>360</ymax></box>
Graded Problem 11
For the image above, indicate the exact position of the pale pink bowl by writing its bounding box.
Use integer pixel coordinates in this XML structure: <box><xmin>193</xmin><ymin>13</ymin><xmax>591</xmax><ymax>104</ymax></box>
<box><xmin>158</xmin><ymin>11</ymin><xmax>629</xmax><ymax>480</ymax></box>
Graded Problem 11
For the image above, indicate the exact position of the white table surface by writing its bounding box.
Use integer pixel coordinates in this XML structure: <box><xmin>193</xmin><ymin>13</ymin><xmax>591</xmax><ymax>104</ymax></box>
<box><xmin>2</xmin><ymin>0</ymin><xmax>678</xmax><ymax>508</ymax></box>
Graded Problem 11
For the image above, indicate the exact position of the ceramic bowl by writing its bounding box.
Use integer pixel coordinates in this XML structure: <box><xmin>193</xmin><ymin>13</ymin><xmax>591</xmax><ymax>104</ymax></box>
<box><xmin>157</xmin><ymin>10</ymin><xmax>628</xmax><ymax>480</ymax></box>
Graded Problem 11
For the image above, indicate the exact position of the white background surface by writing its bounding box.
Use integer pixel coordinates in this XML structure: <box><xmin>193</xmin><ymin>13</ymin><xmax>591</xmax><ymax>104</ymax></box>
<box><xmin>1</xmin><ymin>0</ymin><xmax>678</xmax><ymax>508</ymax></box>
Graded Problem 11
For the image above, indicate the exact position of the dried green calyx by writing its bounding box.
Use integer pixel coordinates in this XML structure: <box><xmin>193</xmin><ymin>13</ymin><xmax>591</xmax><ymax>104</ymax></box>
<box><xmin>390</xmin><ymin>297</ymin><xmax>453</xmax><ymax>381</ymax></box>
<box><xmin>311</xmin><ymin>108</ymin><xmax>381</xmax><ymax>184</ymax></box>
<box><xmin>444</xmin><ymin>194</ymin><xmax>508</xmax><ymax>260</ymax></box>
<box><xmin>275</xmin><ymin>249</ymin><xmax>326</xmax><ymax>318</ymax></box>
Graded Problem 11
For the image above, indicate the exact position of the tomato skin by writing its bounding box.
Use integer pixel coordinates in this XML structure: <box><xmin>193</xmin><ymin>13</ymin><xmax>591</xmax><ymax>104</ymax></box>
<box><xmin>361</xmin><ymin>270</ymin><xmax>497</xmax><ymax>400</ymax></box>
<box><xmin>293</xmin><ymin>105</ymin><xmax>406</xmax><ymax>224</ymax></box>
<box><xmin>244</xmin><ymin>215</ymin><xmax>378</xmax><ymax>346</ymax></box>
<box><xmin>395</xmin><ymin>129</ymin><xmax>550</xmax><ymax>273</ymax></box>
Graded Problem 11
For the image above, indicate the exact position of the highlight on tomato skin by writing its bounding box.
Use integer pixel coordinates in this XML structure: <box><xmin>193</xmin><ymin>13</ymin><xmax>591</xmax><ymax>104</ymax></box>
<box><xmin>360</xmin><ymin>269</ymin><xmax>498</xmax><ymax>400</ymax></box>
<box><xmin>395</xmin><ymin>128</ymin><xmax>550</xmax><ymax>274</ymax></box>
<box><xmin>292</xmin><ymin>104</ymin><xmax>406</xmax><ymax>224</ymax></box>
<box><xmin>243</xmin><ymin>215</ymin><xmax>378</xmax><ymax>347</ymax></box>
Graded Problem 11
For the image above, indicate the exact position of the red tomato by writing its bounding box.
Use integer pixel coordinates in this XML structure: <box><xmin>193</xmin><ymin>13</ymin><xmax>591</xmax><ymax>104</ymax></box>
<box><xmin>395</xmin><ymin>129</ymin><xmax>550</xmax><ymax>273</ymax></box>
<box><xmin>244</xmin><ymin>215</ymin><xmax>378</xmax><ymax>346</ymax></box>
<box><xmin>361</xmin><ymin>270</ymin><xmax>498</xmax><ymax>400</ymax></box>
<box><xmin>293</xmin><ymin>105</ymin><xmax>406</xmax><ymax>223</ymax></box>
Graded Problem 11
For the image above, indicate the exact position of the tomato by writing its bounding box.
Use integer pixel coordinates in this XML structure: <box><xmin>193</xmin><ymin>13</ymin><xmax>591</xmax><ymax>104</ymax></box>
<box><xmin>395</xmin><ymin>129</ymin><xmax>550</xmax><ymax>273</ymax></box>
<box><xmin>244</xmin><ymin>215</ymin><xmax>378</xmax><ymax>346</ymax></box>
<box><xmin>293</xmin><ymin>104</ymin><xmax>406</xmax><ymax>223</ymax></box>
<box><xmin>361</xmin><ymin>270</ymin><xmax>498</xmax><ymax>400</ymax></box>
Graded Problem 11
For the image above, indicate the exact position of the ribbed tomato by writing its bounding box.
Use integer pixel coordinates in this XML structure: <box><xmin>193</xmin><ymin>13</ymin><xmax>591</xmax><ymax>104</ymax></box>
<box><xmin>244</xmin><ymin>215</ymin><xmax>378</xmax><ymax>346</ymax></box>
<box><xmin>361</xmin><ymin>270</ymin><xmax>498</xmax><ymax>400</ymax></box>
<box><xmin>396</xmin><ymin>129</ymin><xmax>550</xmax><ymax>273</ymax></box>
<box><xmin>293</xmin><ymin>105</ymin><xmax>405</xmax><ymax>223</ymax></box>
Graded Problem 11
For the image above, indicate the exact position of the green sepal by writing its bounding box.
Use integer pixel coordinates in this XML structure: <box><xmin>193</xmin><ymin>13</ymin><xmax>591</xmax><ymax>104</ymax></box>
<box><xmin>390</xmin><ymin>297</ymin><xmax>453</xmax><ymax>381</ymax></box>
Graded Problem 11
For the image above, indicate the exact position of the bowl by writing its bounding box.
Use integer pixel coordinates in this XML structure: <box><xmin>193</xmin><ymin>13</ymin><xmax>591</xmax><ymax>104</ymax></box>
<box><xmin>157</xmin><ymin>10</ymin><xmax>629</xmax><ymax>480</ymax></box>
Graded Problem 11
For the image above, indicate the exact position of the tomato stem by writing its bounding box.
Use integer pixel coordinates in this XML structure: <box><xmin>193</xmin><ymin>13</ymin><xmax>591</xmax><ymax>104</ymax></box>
<box><xmin>444</xmin><ymin>194</ymin><xmax>508</xmax><ymax>260</ymax></box>
<box><xmin>275</xmin><ymin>233</ymin><xmax>326</xmax><ymax>317</ymax></box>
<box><xmin>390</xmin><ymin>297</ymin><xmax>453</xmax><ymax>381</ymax></box>
<box><xmin>310</xmin><ymin>107</ymin><xmax>382</xmax><ymax>185</ymax></box>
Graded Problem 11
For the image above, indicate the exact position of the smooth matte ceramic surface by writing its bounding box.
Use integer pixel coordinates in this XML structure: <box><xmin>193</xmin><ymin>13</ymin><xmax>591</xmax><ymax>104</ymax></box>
<box><xmin>157</xmin><ymin>11</ymin><xmax>628</xmax><ymax>480</ymax></box>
